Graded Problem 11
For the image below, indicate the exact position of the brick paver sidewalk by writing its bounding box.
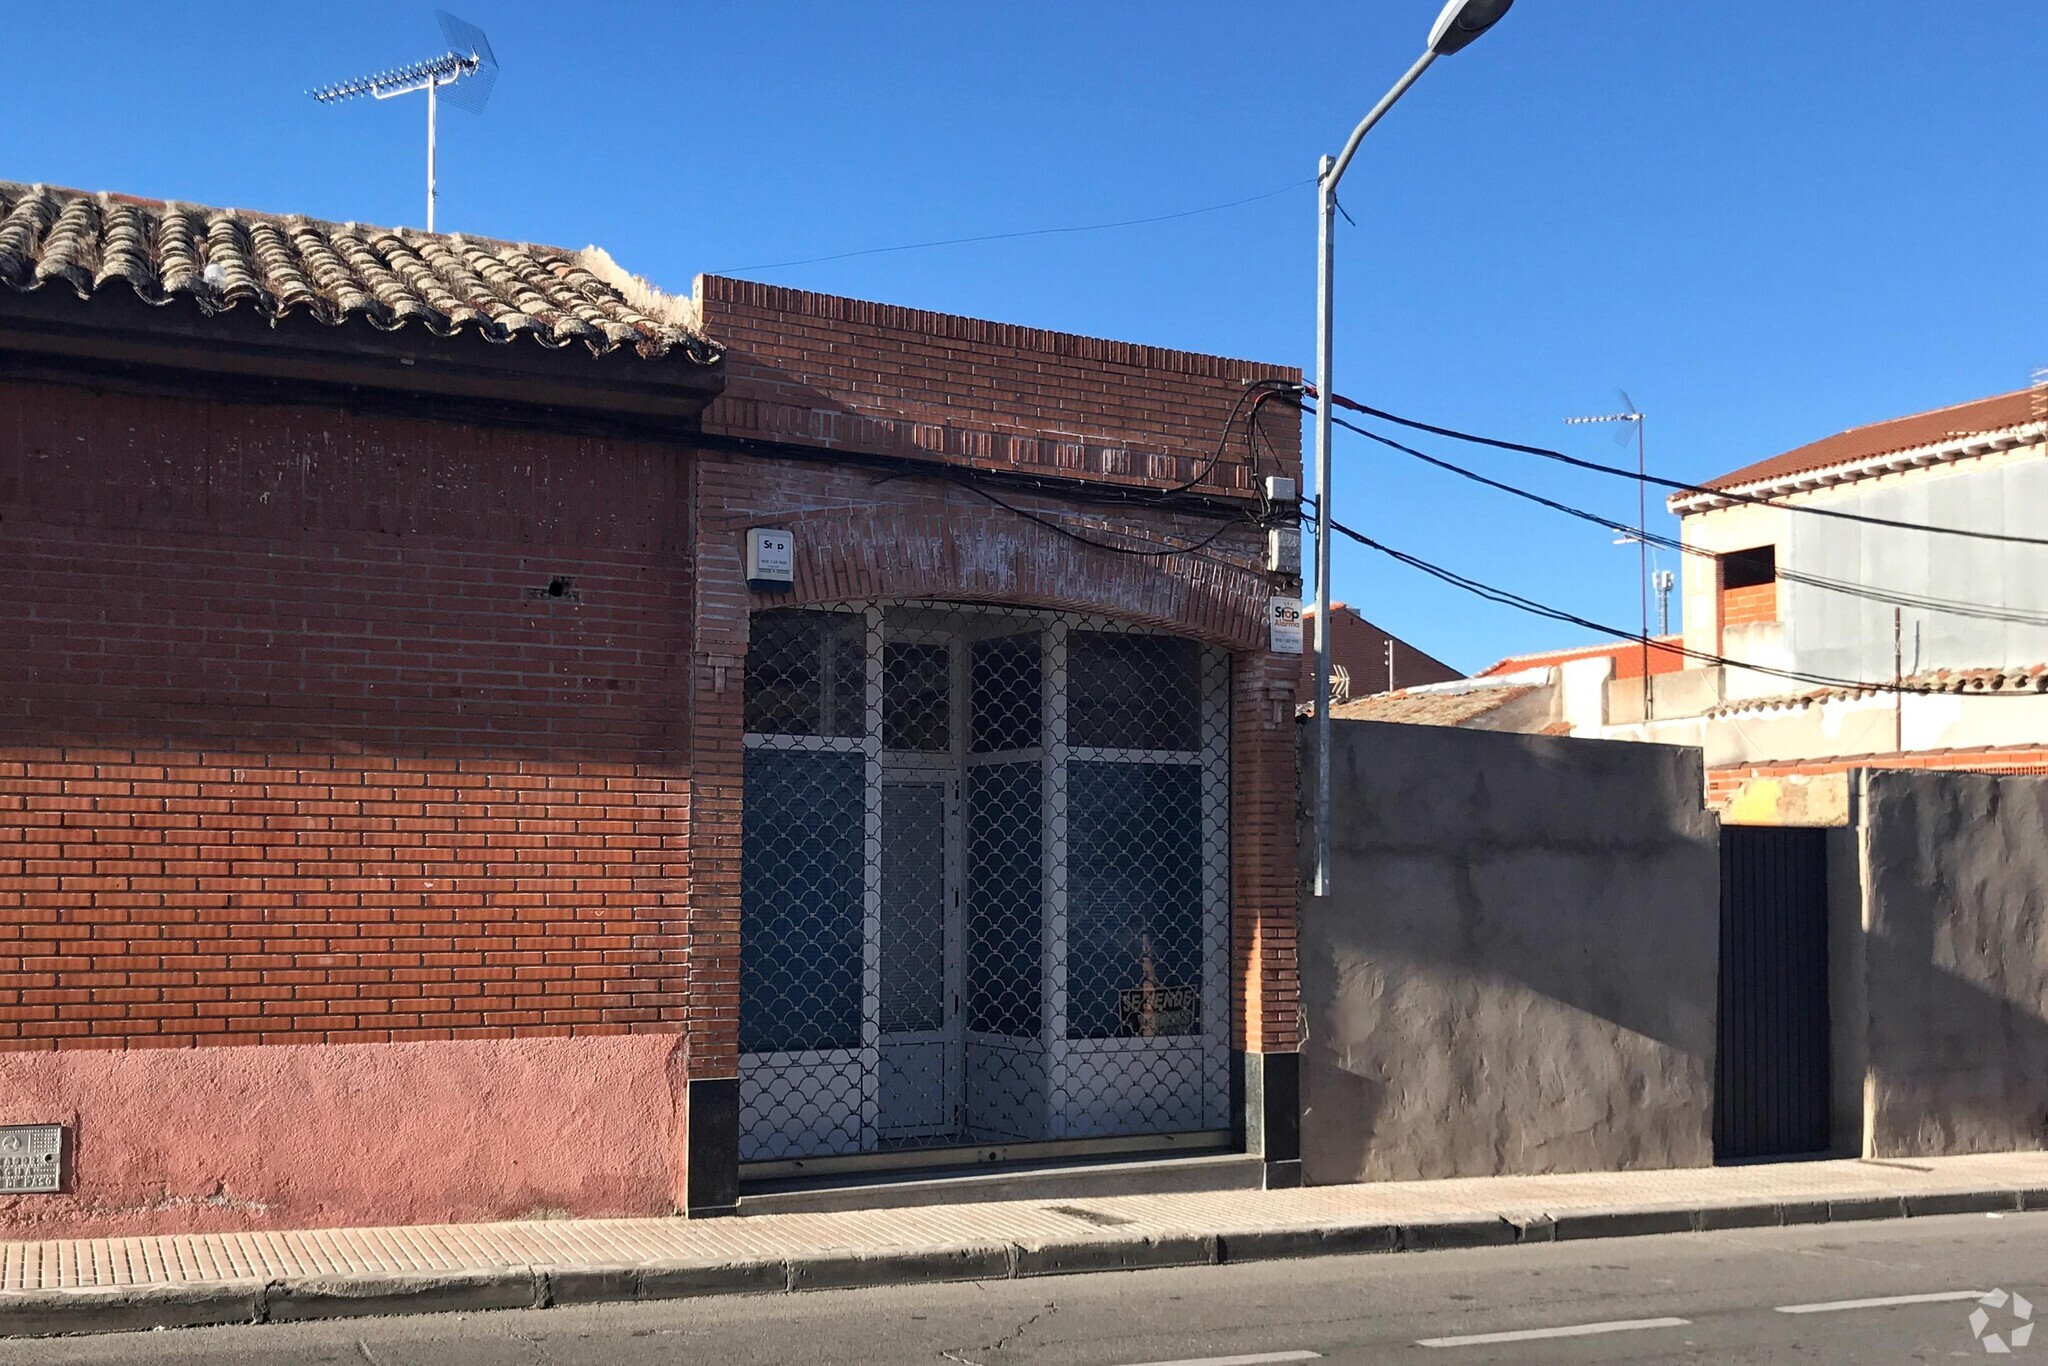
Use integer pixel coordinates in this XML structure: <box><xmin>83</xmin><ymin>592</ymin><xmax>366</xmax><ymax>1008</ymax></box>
<box><xmin>7</xmin><ymin>1152</ymin><xmax>2048</xmax><ymax>1336</ymax></box>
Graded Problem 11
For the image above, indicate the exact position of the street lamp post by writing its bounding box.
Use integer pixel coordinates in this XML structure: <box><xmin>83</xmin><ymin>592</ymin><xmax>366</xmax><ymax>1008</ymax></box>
<box><xmin>1312</xmin><ymin>0</ymin><xmax>1515</xmax><ymax>898</ymax></box>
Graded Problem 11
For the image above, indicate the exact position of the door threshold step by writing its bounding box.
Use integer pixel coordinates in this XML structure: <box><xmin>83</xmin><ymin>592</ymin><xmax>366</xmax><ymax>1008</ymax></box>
<box><xmin>737</xmin><ymin>1151</ymin><xmax>1264</xmax><ymax>1216</ymax></box>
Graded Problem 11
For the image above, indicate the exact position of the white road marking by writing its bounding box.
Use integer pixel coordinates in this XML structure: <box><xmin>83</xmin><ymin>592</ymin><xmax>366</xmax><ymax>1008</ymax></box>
<box><xmin>1415</xmin><ymin>1317</ymin><xmax>1690</xmax><ymax>1348</ymax></box>
<box><xmin>1116</xmin><ymin>1354</ymin><xmax>1321</xmax><ymax>1366</ymax></box>
<box><xmin>1776</xmin><ymin>1290</ymin><xmax>1987</xmax><ymax>1315</ymax></box>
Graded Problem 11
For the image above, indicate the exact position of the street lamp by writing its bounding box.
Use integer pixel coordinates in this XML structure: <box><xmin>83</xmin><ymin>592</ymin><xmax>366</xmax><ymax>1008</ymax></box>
<box><xmin>1312</xmin><ymin>0</ymin><xmax>1514</xmax><ymax>897</ymax></box>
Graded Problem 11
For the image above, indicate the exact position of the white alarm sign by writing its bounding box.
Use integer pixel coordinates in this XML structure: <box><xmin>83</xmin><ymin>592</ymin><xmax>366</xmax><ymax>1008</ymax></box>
<box><xmin>1269</xmin><ymin>596</ymin><xmax>1303</xmax><ymax>655</ymax></box>
<box><xmin>745</xmin><ymin>527</ymin><xmax>794</xmax><ymax>590</ymax></box>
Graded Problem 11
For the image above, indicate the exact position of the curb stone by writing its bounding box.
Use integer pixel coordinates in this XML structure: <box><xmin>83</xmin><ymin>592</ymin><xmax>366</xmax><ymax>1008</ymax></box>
<box><xmin>637</xmin><ymin>1258</ymin><xmax>786</xmax><ymax>1301</ymax></box>
<box><xmin>265</xmin><ymin>1271</ymin><xmax>540</xmax><ymax>1324</ymax></box>
<box><xmin>0</xmin><ymin>1283</ymin><xmax>264</xmax><ymax>1338</ymax></box>
<box><xmin>1215</xmin><ymin>1223</ymin><xmax>1401</xmax><ymax>1261</ymax></box>
<box><xmin>1551</xmin><ymin>1206</ymin><xmax>1701</xmax><ymax>1241</ymax></box>
<box><xmin>537</xmin><ymin>1265</ymin><xmax>640</xmax><ymax>1307</ymax></box>
<box><xmin>1903</xmin><ymin>1190</ymin><xmax>2019</xmax><ymax>1218</ymax></box>
<box><xmin>785</xmin><ymin>1244</ymin><xmax>1015</xmax><ymax>1292</ymax></box>
<box><xmin>1696</xmin><ymin>1201</ymin><xmax>1784</xmax><ymax>1231</ymax></box>
<box><xmin>5</xmin><ymin>1188</ymin><xmax>2047</xmax><ymax>1338</ymax></box>
<box><xmin>1013</xmin><ymin>1233</ymin><xmax>1215</xmax><ymax>1278</ymax></box>
<box><xmin>1399</xmin><ymin>1217</ymin><xmax>1519</xmax><ymax>1251</ymax></box>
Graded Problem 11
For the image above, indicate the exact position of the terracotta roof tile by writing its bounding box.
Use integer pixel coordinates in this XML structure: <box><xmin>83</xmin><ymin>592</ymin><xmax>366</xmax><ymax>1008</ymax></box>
<box><xmin>1322</xmin><ymin>684</ymin><xmax>1536</xmax><ymax>728</ymax></box>
<box><xmin>1698</xmin><ymin>387</ymin><xmax>2045</xmax><ymax>493</ymax></box>
<box><xmin>1704</xmin><ymin>663</ymin><xmax>2048</xmax><ymax>717</ymax></box>
<box><xmin>0</xmin><ymin>181</ymin><xmax>715</xmax><ymax>365</ymax></box>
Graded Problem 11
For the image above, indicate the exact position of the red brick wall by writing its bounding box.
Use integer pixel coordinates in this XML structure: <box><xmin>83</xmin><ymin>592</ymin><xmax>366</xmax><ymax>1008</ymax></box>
<box><xmin>1708</xmin><ymin>747</ymin><xmax>2048</xmax><ymax>805</ymax></box>
<box><xmin>1719</xmin><ymin>582</ymin><xmax>1778</xmax><ymax>629</ymax></box>
<box><xmin>4</xmin><ymin>288</ymin><xmax>1304</xmax><ymax>1072</ymax></box>
<box><xmin>0</xmin><ymin>380</ymin><xmax>693</xmax><ymax>1050</ymax></box>
<box><xmin>1300</xmin><ymin>606</ymin><xmax>1462</xmax><ymax>700</ymax></box>
<box><xmin>695</xmin><ymin>276</ymin><xmax>1301</xmax><ymax>498</ymax></box>
<box><xmin>1233</xmin><ymin>653</ymin><xmax>1299</xmax><ymax>1053</ymax></box>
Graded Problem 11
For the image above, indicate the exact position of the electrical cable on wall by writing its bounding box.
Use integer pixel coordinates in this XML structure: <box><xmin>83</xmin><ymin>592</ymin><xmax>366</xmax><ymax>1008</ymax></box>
<box><xmin>1161</xmin><ymin>377</ymin><xmax>1300</xmax><ymax>498</ymax></box>
<box><xmin>954</xmin><ymin>475</ymin><xmax>1257</xmax><ymax>563</ymax></box>
<box><xmin>875</xmin><ymin>374</ymin><xmax>1304</xmax><ymax>568</ymax></box>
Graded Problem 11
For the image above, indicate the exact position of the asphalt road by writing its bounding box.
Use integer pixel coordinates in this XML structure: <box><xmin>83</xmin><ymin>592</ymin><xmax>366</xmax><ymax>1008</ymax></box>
<box><xmin>7</xmin><ymin>1212</ymin><xmax>2046</xmax><ymax>1364</ymax></box>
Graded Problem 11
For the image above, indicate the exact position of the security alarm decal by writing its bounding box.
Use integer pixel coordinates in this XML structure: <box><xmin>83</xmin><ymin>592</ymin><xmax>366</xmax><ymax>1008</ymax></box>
<box><xmin>1270</xmin><ymin>596</ymin><xmax>1303</xmax><ymax>654</ymax></box>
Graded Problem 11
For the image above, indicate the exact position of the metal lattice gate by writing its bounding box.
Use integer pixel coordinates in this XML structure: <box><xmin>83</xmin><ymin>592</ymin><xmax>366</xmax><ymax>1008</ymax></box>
<box><xmin>738</xmin><ymin>603</ymin><xmax>1233</xmax><ymax>1165</ymax></box>
<box><xmin>1715</xmin><ymin>825</ymin><xmax>1832</xmax><ymax>1161</ymax></box>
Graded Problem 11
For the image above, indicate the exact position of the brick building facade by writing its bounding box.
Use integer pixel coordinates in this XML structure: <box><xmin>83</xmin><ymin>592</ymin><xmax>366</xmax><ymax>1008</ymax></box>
<box><xmin>0</xmin><ymin>185</ymin><xmax>1302</xmax><ymax>1234</ymax></box>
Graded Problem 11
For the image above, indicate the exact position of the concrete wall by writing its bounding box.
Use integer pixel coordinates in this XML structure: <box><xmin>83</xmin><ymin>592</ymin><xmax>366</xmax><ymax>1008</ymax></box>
<box><xmin>1859</xmin><ymin>770</ymin><xmax>2048</xmax><ymax>1157</ymax></box>
<box><xmin>1784</xmin><ymin>446</ymin><xmax>2048</xmax><ymax>682</ymax></box>
<box><xmin>1300</xmin><ymin>721</ymin><xmax>1720</xmax><ymax>1184</ymax></box>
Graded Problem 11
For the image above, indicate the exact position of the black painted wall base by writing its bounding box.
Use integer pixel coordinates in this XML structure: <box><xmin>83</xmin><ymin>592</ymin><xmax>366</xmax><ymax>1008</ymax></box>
<box><xmin>684</xmin><ymin>1076</ymin><xmax>740</xmax><ymax>1217</ymax></box>
<box><xmin>1236</xmin><ymin>1049</ymin><xmax>1302</xmax><ymax>1189</ymax></box>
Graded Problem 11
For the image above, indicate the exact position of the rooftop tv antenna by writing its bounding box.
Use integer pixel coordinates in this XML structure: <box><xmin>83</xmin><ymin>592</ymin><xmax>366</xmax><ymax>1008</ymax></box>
<box><xmin>1566</xmin><ymin>390</ymin><xmax>1651</xmax><ymax>712</ymax></box>
<box><xmin>310</xmin><ymin>11</ymin><xmax>499</xmax><ymax>233</ymax></box>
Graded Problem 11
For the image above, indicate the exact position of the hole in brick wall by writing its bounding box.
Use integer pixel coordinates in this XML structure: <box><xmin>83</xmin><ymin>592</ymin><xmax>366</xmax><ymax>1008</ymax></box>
<box><xmin>526</xmin><ymin>576</ymin><xmax>581</xmax><ymax>603</ymax></box>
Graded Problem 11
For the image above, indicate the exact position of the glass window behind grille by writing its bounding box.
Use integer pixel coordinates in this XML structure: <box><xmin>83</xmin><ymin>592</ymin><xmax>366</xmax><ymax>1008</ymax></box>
<box><xmin>1067</xmin><ymin>632</ymin><xmax>1201</xmax><ymax>750</ymax></box>
<box><xmin>1065</xmin><ymin>761</ymin><xmax>1203</xmax><ymax>1038</ymax></box>
<box><xmin>883</xmin><ymin>641</ymin><xmax>951</xmax><ymax>752</ymax></box>
<box><xmin>969</xmin><ymin>633</ymin><xmax>1042</xmax><ymax>753</ymax></box>
<box><xmin>745</xmin><ymin>609</ymin><xmax>867</xmax><ymax>738</ymax></box>
<box><xmin>881</xmin><ymin>781</ymin><xmax>948</xmax><ymax>1033</ymax></box>
<box><xmin>740</xmin><ymin>748</ymin><xmax>865</xmax><ymax>1053</ymax></box>
<box><xmin>967</xmin><ymin>761</ymin><xmax>1043</xmax><ymax>1037</ymax></box>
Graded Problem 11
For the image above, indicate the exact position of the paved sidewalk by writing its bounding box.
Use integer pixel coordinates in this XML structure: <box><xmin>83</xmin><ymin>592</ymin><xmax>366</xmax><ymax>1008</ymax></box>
<box><xmin>7</xmin><ymin>1151</ymin><xmax>2048</xmax><ymax>1337</ymax></box>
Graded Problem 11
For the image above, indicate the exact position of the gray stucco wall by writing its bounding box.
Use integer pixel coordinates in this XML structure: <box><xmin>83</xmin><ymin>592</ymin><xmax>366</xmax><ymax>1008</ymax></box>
<box><xmin>1301</xmin><ymin>720</ymin><xmax>1720</xmax><ymax>1184</ymax></box>
<box><xmin>1861</xmin><ymin>770</ymin><xmax>2048</xmax><ymax>1157</ymax></box>
<box><xmin>1785</xmin><ymin>459</ymin><xmax>2048</xmax><ymax>683</ymax></box>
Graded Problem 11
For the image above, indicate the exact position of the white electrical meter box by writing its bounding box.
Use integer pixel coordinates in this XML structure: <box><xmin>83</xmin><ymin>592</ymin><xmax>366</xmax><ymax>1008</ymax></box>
<box><xmin>745</xmin><ymin>527</ymin><xmax>794</xmax><ymax>591</ymax></box>
<box><xmin>1267</xmin><ymin>526</ymin><xmax>1302</xmax><ymax>576</ymax></box>
<box><xmin>1269</xmin><ymin>595</ymin><xmax>1304</xmax><ymax>655</ymax></box>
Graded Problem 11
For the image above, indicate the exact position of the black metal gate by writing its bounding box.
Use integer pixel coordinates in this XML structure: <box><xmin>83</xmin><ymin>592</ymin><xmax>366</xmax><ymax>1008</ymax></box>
<box><xmin>1715</xmin><ymin>826</ymin><xmax>1831</xmax><ymax>1161</ymax></box>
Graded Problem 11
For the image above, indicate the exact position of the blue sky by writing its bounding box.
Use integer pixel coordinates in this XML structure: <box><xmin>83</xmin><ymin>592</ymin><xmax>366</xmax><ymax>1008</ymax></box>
<box><xmin>7</xmin><ymin>2</ymin><xmax>2044</xmax><ymax>672</ymax></box>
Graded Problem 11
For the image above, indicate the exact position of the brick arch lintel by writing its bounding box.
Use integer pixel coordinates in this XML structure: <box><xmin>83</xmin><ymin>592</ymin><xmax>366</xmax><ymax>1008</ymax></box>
<box><xmin>744</xmin><ymin>503</ymin><xmax>1274</xmax><ymax>652</ymax></box>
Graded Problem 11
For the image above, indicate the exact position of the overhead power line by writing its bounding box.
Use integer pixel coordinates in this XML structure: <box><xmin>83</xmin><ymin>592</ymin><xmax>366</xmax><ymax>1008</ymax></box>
<box><xmin>1301</xmin><ymin>400</ymin><xmax>2048</xmax><ymax>629</ymax></box>
<box><xmin>1310</xmin><ymin>503</ymin><xmax>2048</xmax><ymax>701</ymax></box>
<box><xmin>1313</xmin><ymin>389</ymin><xmax>2048</xmax><ymax>549</ymax></box>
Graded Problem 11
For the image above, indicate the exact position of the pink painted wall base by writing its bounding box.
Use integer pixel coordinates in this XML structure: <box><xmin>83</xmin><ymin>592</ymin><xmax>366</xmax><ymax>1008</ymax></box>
<box><xmin>0</xmin><ymin>1035</ymin><xmax>689</xmax><ymax>1239</ymax></box>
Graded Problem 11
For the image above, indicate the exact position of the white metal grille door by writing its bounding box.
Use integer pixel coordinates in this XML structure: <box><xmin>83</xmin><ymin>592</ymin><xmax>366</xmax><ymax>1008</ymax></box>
<box><xmin>739</xmin><ymin>603</ymin><xmax>1232</xmax><ymax>1165</ymax></box>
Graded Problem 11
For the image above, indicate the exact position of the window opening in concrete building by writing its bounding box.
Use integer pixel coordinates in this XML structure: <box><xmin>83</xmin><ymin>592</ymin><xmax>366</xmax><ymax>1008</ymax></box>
<box><xmin>1721</xmin><ymin>545</ymin><xmax>1778</xmax><ymax>590</ymax></box>
<box><xmin>1720</xmin><ymin>544</ymin><xmax>1781</xmax><ymax>631</ymax></box>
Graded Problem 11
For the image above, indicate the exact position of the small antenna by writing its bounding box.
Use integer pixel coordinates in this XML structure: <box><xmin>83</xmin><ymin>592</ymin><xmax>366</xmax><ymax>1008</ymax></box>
<box><xmin>1653</xmin><ymin>568</ymin><xmax>1675</xmax><ymax>635</ymax></box>
<box><xmin>310</xmin><ymin>11</ymin><xmax>500</xmax><ymax>233</ymax></box>
<box><xmin>1566</xmin><ymin>392</ymin><xmax>1652</xmax><ymax>714</ymax></box>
